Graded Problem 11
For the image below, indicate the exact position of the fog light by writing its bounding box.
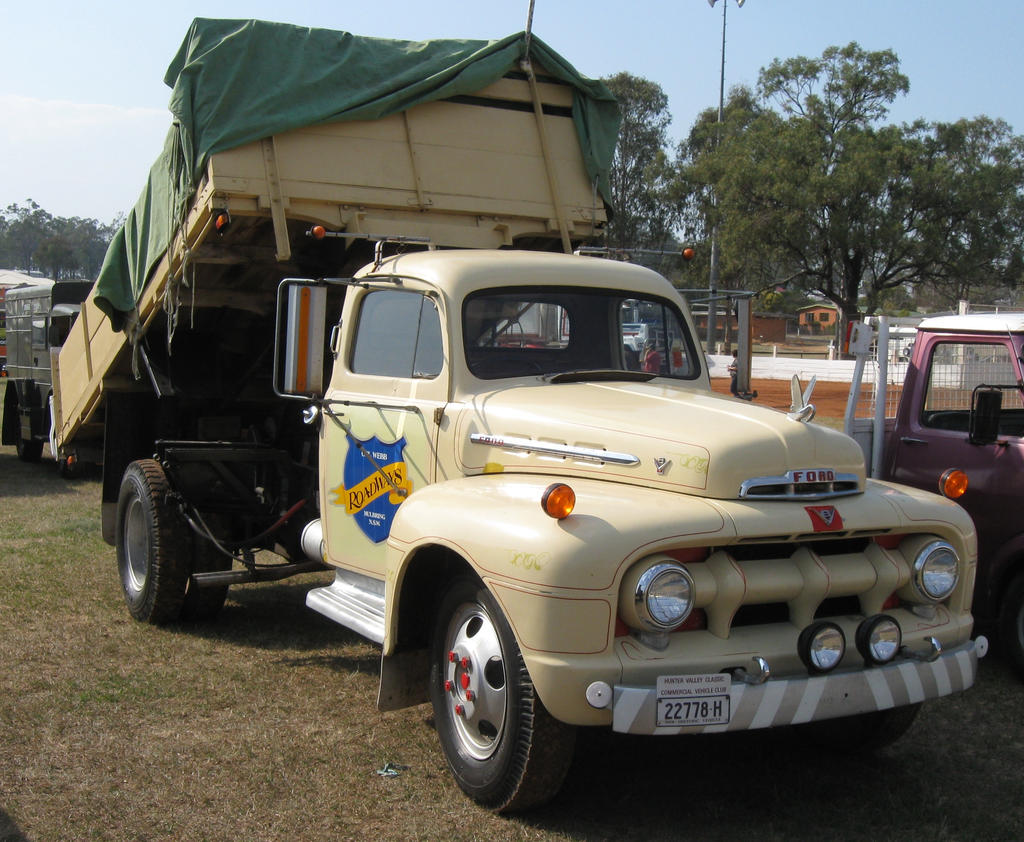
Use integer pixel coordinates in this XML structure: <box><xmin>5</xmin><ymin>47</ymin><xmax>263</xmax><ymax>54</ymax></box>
<box><xmin>799</xmin><ymin>622</ymin><xmax>846</xmax><ymax>674</ymax></box>
<box><xmin>856</xmin><ymin>614</ymin><xmax>902</xmax><ymax>665</ymax></box>
<box><xmin>913</xmin><ymin>540</ymin><xmax>959</xmax><ymax>602</ymax></box>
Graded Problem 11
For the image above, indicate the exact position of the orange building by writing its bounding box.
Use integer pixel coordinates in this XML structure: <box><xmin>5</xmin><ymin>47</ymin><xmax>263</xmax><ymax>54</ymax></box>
<box><xmin>797</xmin><ymin>303</ymin><xmax>839</xmax><ymax>335</ymax></box>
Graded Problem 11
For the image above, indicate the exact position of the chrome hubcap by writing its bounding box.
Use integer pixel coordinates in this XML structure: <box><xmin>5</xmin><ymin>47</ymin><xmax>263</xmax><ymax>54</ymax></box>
<box><xmin>443</xmin><ymin>603</ymin><xmax>507</xmax><ymax>760</ymax></box>
<box><xmin>123</xmin><ymin>498</ymin><xmax>149</xmax><ymax>595</ymax></box>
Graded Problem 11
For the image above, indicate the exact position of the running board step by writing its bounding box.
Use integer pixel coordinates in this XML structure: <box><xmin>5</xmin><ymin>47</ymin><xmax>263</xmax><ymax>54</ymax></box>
<box><xmin>306</xmin><ymin>569</ymin><xmax>386</xmax><ymax>644</ymax></box>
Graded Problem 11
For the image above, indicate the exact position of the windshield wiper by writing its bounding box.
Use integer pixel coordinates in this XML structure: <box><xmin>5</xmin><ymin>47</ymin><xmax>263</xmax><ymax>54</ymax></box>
<box><xmin>544</xmin><ymin>370</ymin><xmax>657</xmax><ymax>384</ymax></box>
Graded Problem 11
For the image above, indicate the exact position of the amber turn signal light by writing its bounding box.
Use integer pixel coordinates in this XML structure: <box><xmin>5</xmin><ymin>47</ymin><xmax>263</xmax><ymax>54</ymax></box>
<box><xmin>214</xmin><ymin>209</ymin><xmax>231</xmax><ymax>233</ymax></box>
<box><xmin>939</xmin><ymin>468</ymin><xmax>968</xmax><ymax>499</ymax></box>
<box><xmin>541</xmin><ymin>483</ymin><xmax>575</xmax><ymax>519</ymax></box>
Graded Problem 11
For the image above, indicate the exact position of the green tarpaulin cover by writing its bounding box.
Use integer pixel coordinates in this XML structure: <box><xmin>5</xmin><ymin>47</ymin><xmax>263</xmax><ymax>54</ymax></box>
<box><xmin>94</xmin><ymin>18</ymin><xmax>621</xmax><ymax>327</ymax></box>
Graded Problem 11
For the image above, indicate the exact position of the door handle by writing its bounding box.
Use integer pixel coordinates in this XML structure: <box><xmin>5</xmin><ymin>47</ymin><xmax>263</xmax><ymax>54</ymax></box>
<box><xmin>900</xmin><ymin>437</ymin><xmax>928</xmax><ymax>445</ymax></box>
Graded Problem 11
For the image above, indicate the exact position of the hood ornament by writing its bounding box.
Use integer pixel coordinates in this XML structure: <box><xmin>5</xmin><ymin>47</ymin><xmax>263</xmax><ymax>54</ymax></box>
<box><xmin>787</xmin><ymin>374</ymin><xmax>817</xmax><ymax>423</ymax></box>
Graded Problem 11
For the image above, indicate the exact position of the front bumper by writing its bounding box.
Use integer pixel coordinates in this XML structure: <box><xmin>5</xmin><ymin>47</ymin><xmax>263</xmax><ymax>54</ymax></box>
<box><xmin>611</xmin><ymin>637</ymin><xmax>984</xmax><ymax>735</ymax></box>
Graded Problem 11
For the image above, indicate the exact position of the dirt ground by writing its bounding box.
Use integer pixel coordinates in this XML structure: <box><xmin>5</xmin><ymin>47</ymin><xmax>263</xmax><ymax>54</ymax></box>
<box><xmin>711</xmin><ymin>376</ymin><xmax>852</xmax><ymax>418</ymax></box>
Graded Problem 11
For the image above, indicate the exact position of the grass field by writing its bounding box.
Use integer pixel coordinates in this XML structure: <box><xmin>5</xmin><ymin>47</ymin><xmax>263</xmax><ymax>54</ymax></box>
<box><xmin>2</xmin><ymin>380</ymin><xmax>1023</xmax><ymax>841</ymax></box>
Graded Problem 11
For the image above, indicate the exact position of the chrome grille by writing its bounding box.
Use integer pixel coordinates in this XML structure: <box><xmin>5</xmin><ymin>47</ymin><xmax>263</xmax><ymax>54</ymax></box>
<box><xmin>739</xmin><ymin>469</ymin><xmax>860</xmax><ymax>500</ymax></box>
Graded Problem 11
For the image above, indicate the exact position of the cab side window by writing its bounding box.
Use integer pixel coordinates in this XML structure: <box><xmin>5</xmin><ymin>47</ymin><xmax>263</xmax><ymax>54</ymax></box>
<box><xmin>922</xmin><ymin>341</ymin><xmax>1023</xmax><ymax>433</ymax></box>
<box><xmin>351</xmin><ymin>290</ymin><xmax>443</xmax><ymax>378</ymax></box>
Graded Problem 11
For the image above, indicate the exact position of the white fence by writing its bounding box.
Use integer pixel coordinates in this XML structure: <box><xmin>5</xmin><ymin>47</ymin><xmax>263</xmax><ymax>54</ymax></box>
<box><xmin>708</xmin><ymin>353</ymin><xmax>859</xmax><ymax>382</ymax></box>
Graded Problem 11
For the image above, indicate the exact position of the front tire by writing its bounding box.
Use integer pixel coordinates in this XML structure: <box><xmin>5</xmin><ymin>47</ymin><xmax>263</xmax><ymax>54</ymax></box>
<box><xmin>999</xmin><ymin>572</ymin><xmax>1024</xmax><ymax>680</ymax></box>
<box><xmin>116</xmin><ymin>459</ymin><xmax>190</xmax><ymax>624</ymax></box>
<box><xmin>428</xmin><ymin>577</ymin><xmax>576</xmax><ymax>812</ymax></box>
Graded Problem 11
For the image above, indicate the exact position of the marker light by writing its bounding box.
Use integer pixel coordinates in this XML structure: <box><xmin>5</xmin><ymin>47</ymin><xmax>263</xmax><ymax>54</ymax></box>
<box><xmin>214</xmin><ymin>209</ymin><xmax>231</xmax><ymax>233</ymax></box>
<box><xmin>541</xmin><ymin>483</ymin><xmax>575</xmax><ymax>519</ymax></box>
<box><xmin>939</xmin><ymin>468</ymin><xmax>968</xmax><ymax>499</ymax></box>
<box><xmin>681</xmin><ymin>247</ymin><xmax>695</xmax><ymax>260</ymax></box>
<box><xmin>310</xmin><ymin>225</ymin><xmax>327</xmax><ymax>240</ymax></box>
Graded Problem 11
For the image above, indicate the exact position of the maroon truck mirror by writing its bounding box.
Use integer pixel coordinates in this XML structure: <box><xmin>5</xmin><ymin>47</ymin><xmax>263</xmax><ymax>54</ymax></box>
<box><xmin>969</xmin><ymin>386</ymin><xmax>1003</xmax><ymax>445</ymax></box>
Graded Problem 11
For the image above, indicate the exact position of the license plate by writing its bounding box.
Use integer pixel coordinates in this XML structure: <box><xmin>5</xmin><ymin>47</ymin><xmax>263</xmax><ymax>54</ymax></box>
<box><xmin>656</xmin><ymin>673</ymin><xmax>732</xmax><ymax>727</ymax></box>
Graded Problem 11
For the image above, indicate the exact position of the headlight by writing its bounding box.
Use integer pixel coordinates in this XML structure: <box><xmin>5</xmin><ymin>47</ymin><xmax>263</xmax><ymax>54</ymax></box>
<box><xmin>621</xmin><ymin>560</ymin><xmax>695</xmax><ymax>632</ymax></box>
<box><xmin>856</xmin><ymin>614</ymin><xmax>902</xmax><ymax>665</ymax></box>
<box><xmin>798</xmin><ymin>622</ymin><xmax>846</xmax><ymax>674</ymax></box>
<box><xmin>913</xmin><ymin>540</ymin><xmax>959</xmax><ymax>602</ymax></box>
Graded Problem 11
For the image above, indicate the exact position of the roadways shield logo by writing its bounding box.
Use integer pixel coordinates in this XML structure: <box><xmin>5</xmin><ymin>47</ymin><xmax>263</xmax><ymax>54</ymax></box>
<box><xmin>330</xmin><ymin>436</ymin><xmax>412</xmax><ymax>543</ymax></box>
<box><xmin>805</xmin><ymin>505</ymin><xmax>844</xmax><ymax>532</ymax></box>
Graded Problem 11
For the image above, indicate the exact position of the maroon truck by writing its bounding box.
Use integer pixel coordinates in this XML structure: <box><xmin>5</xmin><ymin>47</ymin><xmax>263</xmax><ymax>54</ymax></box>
<box><xmin>846</xmin><ymin>313</ymin><xmax>1024</xmax><ymax>677</ymax></box>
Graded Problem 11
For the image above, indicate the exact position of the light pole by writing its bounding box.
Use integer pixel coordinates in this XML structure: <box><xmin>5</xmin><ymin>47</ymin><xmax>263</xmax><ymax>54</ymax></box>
<box><xmin>706</xmin><ymin>0</ymin><xmax>745</xmax><ymax>354</ymax></box>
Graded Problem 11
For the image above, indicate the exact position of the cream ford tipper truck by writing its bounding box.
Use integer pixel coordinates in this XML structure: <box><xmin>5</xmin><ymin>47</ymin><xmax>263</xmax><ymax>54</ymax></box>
<box><xmin>272</xmin><ymin>247</ymin><xmax>983</xmax><ymax>810</ymax></box>
<box><xmin>54</xmin><ymin>19</ymin><xmax>984</xmax><ymax>813</ymax></box>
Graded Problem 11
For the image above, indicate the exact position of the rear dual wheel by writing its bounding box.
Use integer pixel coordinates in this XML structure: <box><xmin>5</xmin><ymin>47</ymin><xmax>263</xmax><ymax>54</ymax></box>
<box><xmin>15</xmin><ymin>431</ymin><xmax>43</xmax><ymax>462</ymax></box>
<box><xmin>116</xmin><ymin>459</ymin><xmax>230</xmax><ymax>624</ymax></box>
<box><xmin>116</xmin><ymin>459</ymin><xmax>190</xmax><ymax>624</ymax></box>
<box><xmin>429</xmin><ymin>577</ymin><xmax>576</xmax><ymax>812</ymax></box>
<box><xmin>181</xmin><ymin>514</ymin><xmax>231</xmax><ymax>621</ymax></box>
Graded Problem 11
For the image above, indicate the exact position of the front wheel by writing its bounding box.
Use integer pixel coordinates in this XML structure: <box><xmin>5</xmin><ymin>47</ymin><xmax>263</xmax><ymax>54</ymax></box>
<box><xmin>428</xmin><ymin>577</ymin><xmax>576</xmax><ymax>812</ymax></box>
<box><xmin>116</xmin><ymin>459</ymin><xmax>190</xmax><ymax>624</ymax></box>
<box><xmin>999</xmin><ymin>572</ymin><xmax>1024</xmax><ymax>680</ymax></box>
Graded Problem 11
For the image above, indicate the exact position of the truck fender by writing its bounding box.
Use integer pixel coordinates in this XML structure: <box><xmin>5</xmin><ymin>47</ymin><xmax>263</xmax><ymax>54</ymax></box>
<box><xmin>378</xmin><ymin>473</ymin><xmax>729</xmax><ymax>721</ymax></box>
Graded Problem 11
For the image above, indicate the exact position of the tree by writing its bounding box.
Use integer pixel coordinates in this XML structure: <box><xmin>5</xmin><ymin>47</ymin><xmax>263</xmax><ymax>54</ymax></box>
<box><xmin>674</xmin><ymin>85</ymin><xmax>776</xmax><ymax>293</ymax></box>
<box><xmin>1</xmin><ymin>200</ymin><xmax>54</xmax><ymax>273</ymax></box>
<box><xmin>602</xmin><ymin>73</ymin><xmax>677</xmax><ymax>255</ymax></box>
<box><xmin>903</xmin><ymin>117</ymin><xmax>1024</xmax><ymax>307</ymax></box>
<box><xmin>0</xmin><ymin>200</ymin><xmax>120</xmax><ymax>279</ymax></box>
<box><xmin>681</xmin><ymin>42</ymin><xmax>1024</xmax><ymax>336</ymax></box>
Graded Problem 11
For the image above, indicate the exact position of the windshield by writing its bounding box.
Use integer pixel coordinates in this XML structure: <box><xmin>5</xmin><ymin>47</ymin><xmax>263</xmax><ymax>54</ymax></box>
<box><xmin>463</xmin><ymin>287</ymin><xmax>700</xmax><ymax>380</ymax></box>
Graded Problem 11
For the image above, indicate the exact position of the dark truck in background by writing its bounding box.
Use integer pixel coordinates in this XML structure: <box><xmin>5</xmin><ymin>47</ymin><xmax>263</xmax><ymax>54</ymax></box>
<box><xmin>846</xmin><ymin>313</ymin><xmax>1024</xmax><ymax>677</ymax></box>
<box><xmin>2</xmin><ymin>280</ymin><xmax>92</xmax><ymax>465</ymax></box>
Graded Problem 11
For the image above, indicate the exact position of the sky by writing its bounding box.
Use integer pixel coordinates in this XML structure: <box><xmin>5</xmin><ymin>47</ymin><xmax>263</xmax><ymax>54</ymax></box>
<box><xmin>3</xmin><ymin>0</ymin><xmax>1023</xmax><ymax>224</ymax></box>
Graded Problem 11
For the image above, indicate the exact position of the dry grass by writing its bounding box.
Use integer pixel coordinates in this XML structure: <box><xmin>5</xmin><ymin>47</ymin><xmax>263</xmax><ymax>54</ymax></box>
<box><xmin>2</xmin><ymin>380</ymin><xmax>1023</xmax><ymax>841</ymax></box>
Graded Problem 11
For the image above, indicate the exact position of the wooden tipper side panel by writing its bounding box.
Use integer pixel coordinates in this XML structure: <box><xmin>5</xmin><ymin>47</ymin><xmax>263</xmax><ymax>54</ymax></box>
<box><xmin>209</xmin><ymin>75</ymin><xmax>605</xmax><ymax>250</ymax></box>
<box><xmin>54</xmin><ymin>73</ymin><xmax>607</xmax><ymax>451</ymax></box>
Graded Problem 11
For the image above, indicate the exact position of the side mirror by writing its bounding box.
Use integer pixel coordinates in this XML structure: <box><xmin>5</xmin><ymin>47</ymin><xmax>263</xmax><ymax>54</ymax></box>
<box><xmin>969</xmin><ymin>387</ymin><xmax>1002</xmax><ymax>445</ymax></box>
<box><xmin>274</xmin><ymin>279</ymin><xmax>328</xmax><ymax>399</ymax></box>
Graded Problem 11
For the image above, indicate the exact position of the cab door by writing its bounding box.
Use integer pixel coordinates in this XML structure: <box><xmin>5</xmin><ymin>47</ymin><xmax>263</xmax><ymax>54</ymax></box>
<box><xmin>320</xmin><ymin>284</ymin><xmax>448</xmax><ymax>579</ymax></box>
<box><xmin>887</xmin><ymin>336</ymin><xmax>1024</xmax><ymax>592</ymax></box>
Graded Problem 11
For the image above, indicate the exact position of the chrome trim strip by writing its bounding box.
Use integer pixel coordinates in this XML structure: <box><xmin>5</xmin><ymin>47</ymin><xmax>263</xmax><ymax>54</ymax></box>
<box><xmin>739</xmin><ymin>469</ymin><xmax>861</xmax><ymax>500</ymax></box>
<box><xmin>469</xmin><ymin>433</ymin><xmax>639</xmax><ymax>465</ymax></box>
